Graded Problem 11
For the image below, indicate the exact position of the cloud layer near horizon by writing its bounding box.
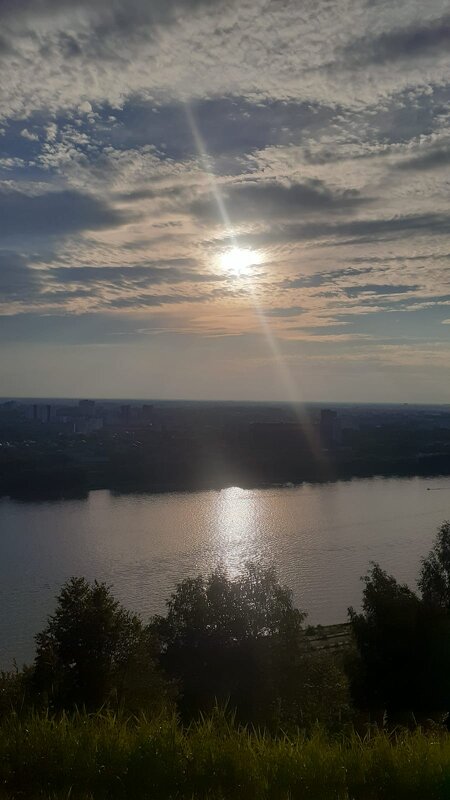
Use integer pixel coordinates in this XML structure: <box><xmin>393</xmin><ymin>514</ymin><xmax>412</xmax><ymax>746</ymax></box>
<box><xmin>0</xmin><ymin>0</ymin><xmax>450</xmax><ymax>401</ymax></box>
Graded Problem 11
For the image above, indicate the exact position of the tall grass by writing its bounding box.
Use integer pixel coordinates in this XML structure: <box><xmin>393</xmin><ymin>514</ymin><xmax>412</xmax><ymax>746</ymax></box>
<box><xmin>1</xmin><ymin>709</ymin><xmax>450</xmax><ymax>798</ymax></box>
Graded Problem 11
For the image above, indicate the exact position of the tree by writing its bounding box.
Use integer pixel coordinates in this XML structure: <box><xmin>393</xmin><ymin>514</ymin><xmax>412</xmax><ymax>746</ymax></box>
<box><xmin>151</xmin><ymin>562</ymin><xmax>310</xmax><ymax>726</ymax></box>
<box><xmin>419</xmin><ymin>521</ymin><xmax>450</xmax><ymax>610</ymax></box>
<box><xmin>418</xmin><ymin>522</ymin><xmax>450</xmax><ymax>717</ymax></box>
<box><xmin>350</xmin><ymin>525</ymin><xmax>450</xmax><ymax>721</ymax></box>
<box><xmin>33</xmin><ymin>577</ymin><xmax>171</xmax><ymax>712</ymax></box>
<box><xmin>348</xmin><ymin>564</ymin><xmax>428</xmax><ymax>714</ymax></box>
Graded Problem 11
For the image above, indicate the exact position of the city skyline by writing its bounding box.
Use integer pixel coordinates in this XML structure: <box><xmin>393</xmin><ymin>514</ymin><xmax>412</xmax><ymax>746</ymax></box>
<box><xmin>1</xmin><ymin>0</ymin><xmax>450</xmax><ymax>402</ymax></box>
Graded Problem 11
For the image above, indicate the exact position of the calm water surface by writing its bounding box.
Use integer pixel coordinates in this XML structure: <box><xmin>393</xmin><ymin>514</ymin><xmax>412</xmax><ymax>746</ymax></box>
<box><xmin>1</xmin><ymin>476</ymin><xmax>450</xmax><ymax>667</ymax></box>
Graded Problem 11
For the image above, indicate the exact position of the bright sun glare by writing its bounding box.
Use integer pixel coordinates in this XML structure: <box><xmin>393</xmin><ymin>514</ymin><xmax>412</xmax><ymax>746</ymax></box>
<box><xmin>219</xmin><ymin>247</ymin><xmax>260</xmax><ymax>276</ymax></box>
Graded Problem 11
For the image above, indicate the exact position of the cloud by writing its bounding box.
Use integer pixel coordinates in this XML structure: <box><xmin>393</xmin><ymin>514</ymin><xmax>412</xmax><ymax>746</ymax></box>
<box><xmin>107</xmin><ymin>97</ymin><xmax>334</xmax><ymax>166</ymax></box>
<box><xmin>0</xmin><ymin>0</ymin><xmax>225</xmax><ymax>29</ymax></box>
<box><xmin>0</xmin><ymin>251</ymin><xmax>40</xmax><ymax>301</ymax></box>
<box><xmin>282</xmin><ymin>266</ymin><xmax>379</xmax><ymax>290</ymax></box>
<box><xmin>107</xmin><ymin>292</ymin><xmax>212</xmax><ymax>309</ymax></box>
<box><xmin>1</xmin><ymin>259</ymin><xmax>229</xmax><ymax>314</ymax></box>
<box><xmin>341</xmin><ymin>284</ymin><xmax>420</xmax><ymax>298</ymax></box>
<box><xmin>395</xmin><ymin>146</ymin><xmax>450</xmax><ymax>172</ymax></box>
<box><xmin>189</xmin><ymin>179</ymin><xmax>364</xmax><ymax>225</ymax></box>
<box><xmin>310</xmin><ymin>214</ymin><xmax>450</xmax><ymax>245</ymax></box>
<box><xmin>235</xmin><ymin>213</ymin><xmax>450</xmax><ymax>249</ymax></box>
<box><xmin>344</xmin><ymin>15</ymin><xmax>450</xmax><ymax>67</ymax></box>
<box><xmin>2</xmin><ymin>0</ymin><xmax>450</xmax><ymax>400</ymax></box>
<box><xmin>3</xmin><ymin>0</ymin><xmax>447</xmax><ymax>127</ymax></box>
<box><xmin>20</xmin><ymin>128</ymin><xmax>39</xmax><ymax>141</ymax></box>
<box><xmin>0</xmin><ymin>188</ymin><xmax>129</xmax><ymax>239</ymax></box>
<box><xmin>264</xmin><ymin>305</ymin><xmax>304</xmax><ymax>318</ymax></box>
<box><xmin>47</xmin><ymin>262</ymin><xmax>224</xmax><ymax>286</ymax></box>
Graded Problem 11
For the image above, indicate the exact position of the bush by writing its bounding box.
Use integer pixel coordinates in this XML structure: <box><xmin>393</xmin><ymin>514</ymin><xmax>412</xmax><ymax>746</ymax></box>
<box><xmin>0</xmin><ymin>666</ymin><xmax>33</xmax><ymax>718</ymax></box>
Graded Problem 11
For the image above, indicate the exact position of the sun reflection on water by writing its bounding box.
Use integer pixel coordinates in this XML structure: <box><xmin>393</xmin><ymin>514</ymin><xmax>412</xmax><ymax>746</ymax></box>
<box><xmin>214</xmin><ymin>486</ymin><xmax>262</xmax><ymax>576</ymax></box>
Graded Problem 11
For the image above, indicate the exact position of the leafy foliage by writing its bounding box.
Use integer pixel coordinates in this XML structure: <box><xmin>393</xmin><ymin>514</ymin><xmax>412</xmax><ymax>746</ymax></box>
<box><xmin>152</xmin><ymin>563</ymin><xmax>306</xmax><ymax>723</ymax></box>
<box><xmin>151</xmin><ymin>562</ymin><xmax>349</xmax><ymax>728</ymax></box>
<box><xmin>349</xmin><ymin>528</ymin><xmax>450</xmax><ymax>719</ymax></box>
<box><xmin>349</xmin><ymin>564</ymin><xmax>426</xmax><ymax>712</ymax></box>
<box><xmin>33</xmin><ymin>577</ymin><xmax>172</xmax><ymax>713</ymax></box>
<box><xmin>419</xmin><ymin>521</ymin><xmax>450</xmax><ymax>610</ymax></box>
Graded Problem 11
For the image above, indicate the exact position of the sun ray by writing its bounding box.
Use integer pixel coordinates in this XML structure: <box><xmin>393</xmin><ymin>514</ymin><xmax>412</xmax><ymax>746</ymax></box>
<box><xmin>182</xmin><ymin>102</ymin><xmax>326</xmax><ymax>467</ymax></box>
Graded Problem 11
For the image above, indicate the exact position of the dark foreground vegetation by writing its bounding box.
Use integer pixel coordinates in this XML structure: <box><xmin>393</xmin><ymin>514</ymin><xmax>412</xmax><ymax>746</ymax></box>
<box><xmin>4</xmin><ymin>521</ymin><xmax>450</xmax><ymax>796</ymax></box>
<box><xmin>3</xmin><ymin>712</ymin><xmax>450</xmax><ymax>799</ymax></box>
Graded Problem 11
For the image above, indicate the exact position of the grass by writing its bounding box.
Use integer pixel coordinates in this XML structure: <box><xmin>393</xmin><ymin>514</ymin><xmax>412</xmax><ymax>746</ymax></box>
<box><xmin>1</xmin><ymin>710</ymin><xmax>450</xmax><ymax>798</ymax></box>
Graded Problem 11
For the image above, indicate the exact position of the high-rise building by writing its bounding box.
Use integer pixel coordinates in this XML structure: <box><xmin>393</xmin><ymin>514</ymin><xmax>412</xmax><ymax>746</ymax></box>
<box><xmin>142</xmin><ymin>404</ymin><xmax>154</xmax><ymax>420</ymax></box>
<box><xmin>32</xmin><ymin>403</ymin><xmax>54</xmax><ymax>423</ymax></box>
<box><xmin>120</xmin><ymin>404</ymin><xmax>131</xmax><ymax>422</ymax></box>
<box><xmin>79</xmin><ymin>399</ymin><xmax>95</xmax><ymax>417</ymax></box>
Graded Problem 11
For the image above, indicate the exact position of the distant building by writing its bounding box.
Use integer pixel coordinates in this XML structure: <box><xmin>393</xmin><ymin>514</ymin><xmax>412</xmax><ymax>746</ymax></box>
<box><xmin>120</xmin><ymin>405</ymin><xmax>131</xmax><ymax>423</ymax></box>
<box><xmin>32</xmin><ymin>403</ymin><xmax>54</xmax><ymax>423</ymax></box>
<box><xmin>78</xmin><ymin>399</ymin><xmax>95</xmax><ymax>417</ymax></box>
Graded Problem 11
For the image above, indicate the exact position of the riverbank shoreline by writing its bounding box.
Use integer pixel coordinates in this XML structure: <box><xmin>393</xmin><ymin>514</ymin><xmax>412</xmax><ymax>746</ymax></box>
<box><xmin>3</xmin><ymin>464</ymin><xmax>450</xmax><ymax>502</ymax></box>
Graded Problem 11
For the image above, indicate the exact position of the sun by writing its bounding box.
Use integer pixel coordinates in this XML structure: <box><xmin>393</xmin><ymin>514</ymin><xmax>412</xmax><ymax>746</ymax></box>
<box><xmin>219</xmin><ymin>247</ymin><xmax>260</xmax><ymax>276</ymax></box>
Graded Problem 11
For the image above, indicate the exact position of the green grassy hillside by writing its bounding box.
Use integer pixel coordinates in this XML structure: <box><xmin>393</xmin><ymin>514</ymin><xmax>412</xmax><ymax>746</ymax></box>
<box><xmin>1</xmin><ymin>710</ymin><xmax>450</xmax><ymax>799</ymax></box>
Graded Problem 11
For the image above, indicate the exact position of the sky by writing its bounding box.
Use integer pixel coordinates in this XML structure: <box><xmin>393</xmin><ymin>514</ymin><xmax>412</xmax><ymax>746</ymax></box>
<box><xmin>1</xmin><ymin>0</ymin><xmax>450</xmax><ymax>403</ymax></box>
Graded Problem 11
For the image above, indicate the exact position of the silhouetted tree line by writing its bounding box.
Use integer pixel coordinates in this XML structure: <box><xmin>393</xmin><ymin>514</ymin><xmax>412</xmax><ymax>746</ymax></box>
<box><xmin>349</xmin><ymin>521</ymin><xmax>450</xmax><ymax>724</ymax></box>
<box><xmin>4</xmin><ymin>522</ymin><xmax>450</xmax><ymax>731</ymax></box>
<box><xmin>1</xmin><ymin>566</ymin><xmax>348</xmax><ymax>730</ymax></box>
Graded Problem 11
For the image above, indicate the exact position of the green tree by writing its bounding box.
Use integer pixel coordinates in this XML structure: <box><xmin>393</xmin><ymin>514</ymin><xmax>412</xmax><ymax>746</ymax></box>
<box><xmin>348</xmin><ymin>564</ymin><xmax>428</xmax><ymax>714</ymax></box>
<box><xmin>33</xmin><ymin>577</ymin><xmax>172</xmax><ymax>712</ymax></box>
<box><xmin>418</xmin><ymin>522</ymin><xmax>450</xmax><ymax>718</ymax></box>
<box><xmin>419</xmin><ymin>521</ymin><xmax>450</xmax><ymax>610</ymax></box>
<box><xmin>152</xmin><ymin>562</ymin><xmax>313</xmax><ymax>726</ymax></box>
<box><xmin>350</xmin><ymin>525</ymin><xmax>450</xmax><ymax>722</ymax></box>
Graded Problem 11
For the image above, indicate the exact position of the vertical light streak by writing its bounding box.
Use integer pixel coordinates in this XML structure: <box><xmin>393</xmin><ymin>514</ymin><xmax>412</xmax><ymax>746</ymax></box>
<box><xmin>183</xmin><ymin>101</ymin><xmax>326</xmax><ymax>465</ymax></box>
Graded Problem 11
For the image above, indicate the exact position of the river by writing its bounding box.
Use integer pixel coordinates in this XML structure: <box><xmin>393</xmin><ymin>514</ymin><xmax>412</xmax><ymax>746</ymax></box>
<box><xmin>1</xmin><ymin>475</ymin><xmax>450</xmax><ymax>667</ymax></box>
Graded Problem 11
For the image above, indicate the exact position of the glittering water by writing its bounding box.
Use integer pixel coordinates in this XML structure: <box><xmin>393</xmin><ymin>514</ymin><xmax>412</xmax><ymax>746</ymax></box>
<box><xmin>1</xmin><ymin>476</ymin><xmax>450</xmax><ymax>667</ymax></box>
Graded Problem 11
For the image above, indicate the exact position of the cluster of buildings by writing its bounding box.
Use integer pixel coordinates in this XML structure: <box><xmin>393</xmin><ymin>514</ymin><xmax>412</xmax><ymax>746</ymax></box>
<box><xmin>4</xmin><ymin>398</ymin><xmax>449</xmax><ymax>455</ymax></box>
<box><xmin>0</xmin><ymin>399</ymin><xmax>156</xmax><ymax>436</ymax></box>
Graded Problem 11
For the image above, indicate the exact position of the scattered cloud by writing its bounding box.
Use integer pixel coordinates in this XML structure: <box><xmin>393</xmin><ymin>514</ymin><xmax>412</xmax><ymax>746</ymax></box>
<box><xmin>1</xmin><ymin>0</ymin><xmax>450</xmax><ymax>399</ymax></box>
<box><xmin>0</xmin><ymin>251</ymin><xmax>40</xmax><ymax>302</ymax></box>
<box><xmin>0</xmin><ymin>189</ymin><xmax>130</xmax><ymax>239</ymax></box>
<box><xmin>341</xmin><ymin>284</ymin><xmax>420</xmax><ymax>298</ymax></box>
<box><xmin>20</xmin><ymin>128</ymin><xmax>39</xmax><ymax>142</ymax></box>
<box><xmin>189</xmin><ymin>180</ymin><xmax>365</xmax><ymax>225</ymax></box>
<box><xmin>344</xmin><ymin>14</ymin><xmax>450</xmax><ymax>67</ymax></box>
<box><xmin>47</xmin><ymin>262</ymin><xmax>222</xmax><ymax>286</ymax></box>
